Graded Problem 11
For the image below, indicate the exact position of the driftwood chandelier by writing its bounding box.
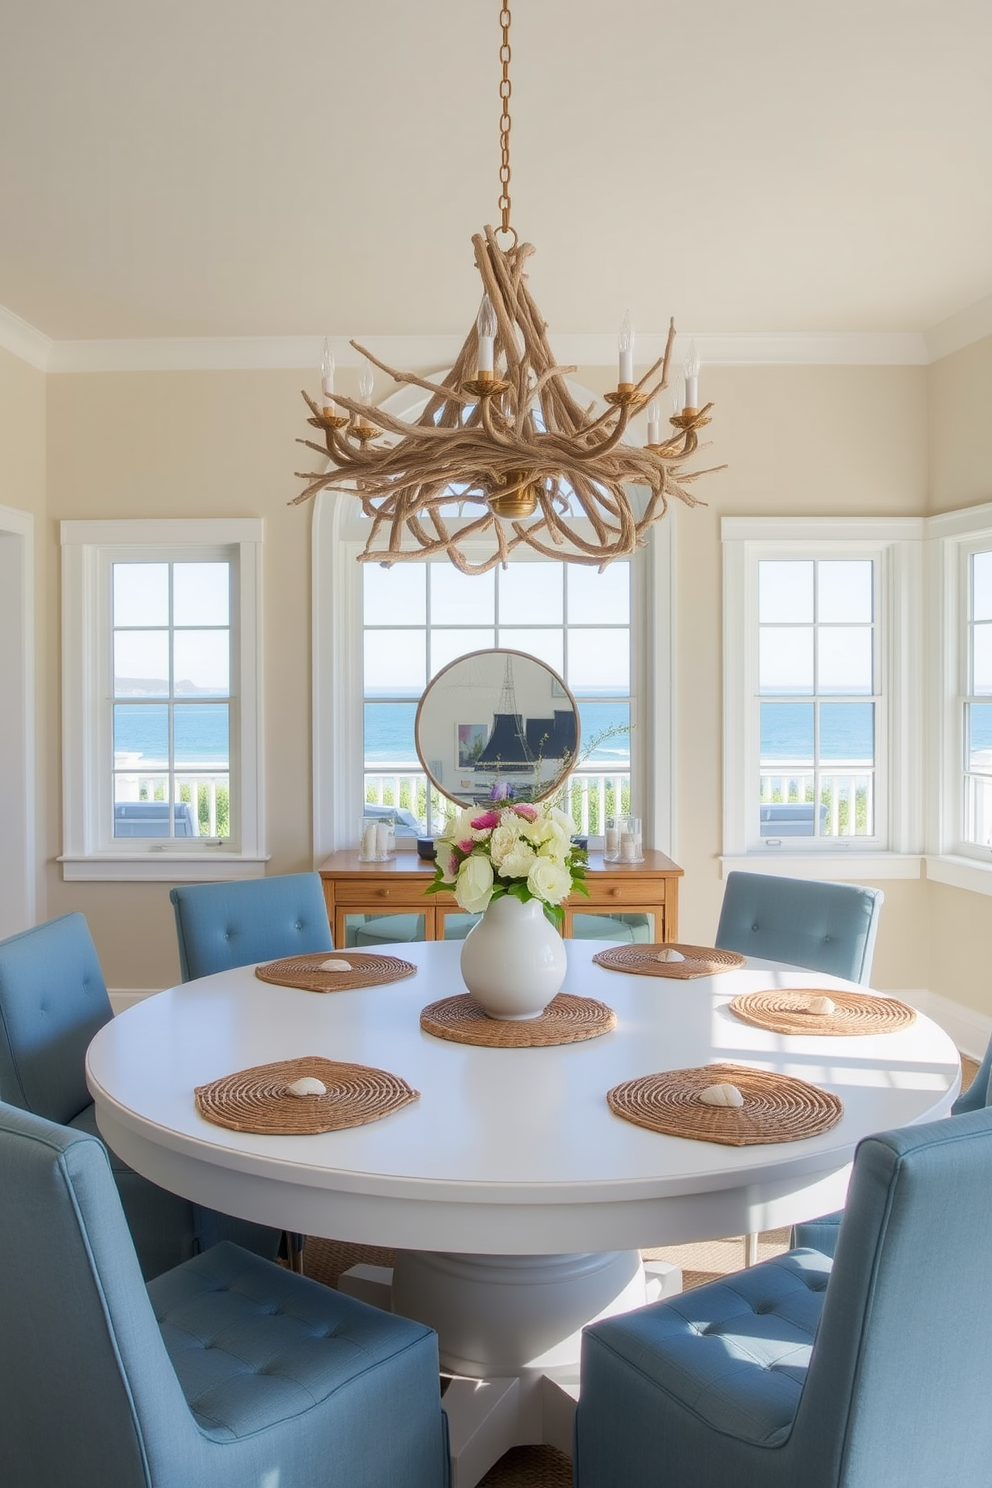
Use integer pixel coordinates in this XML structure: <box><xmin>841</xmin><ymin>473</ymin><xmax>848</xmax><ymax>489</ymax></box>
<box><xmin>293</xmin><ymin>2</ymin><xmax>718</xmax><ymax>574</ymax></box>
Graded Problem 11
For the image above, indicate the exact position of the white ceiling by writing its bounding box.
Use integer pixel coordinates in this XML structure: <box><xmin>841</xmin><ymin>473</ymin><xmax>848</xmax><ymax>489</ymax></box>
<box><xmin>1</xmin><ymin>0</ymin><xmax>990</xmax><ymax>350</ymax></box>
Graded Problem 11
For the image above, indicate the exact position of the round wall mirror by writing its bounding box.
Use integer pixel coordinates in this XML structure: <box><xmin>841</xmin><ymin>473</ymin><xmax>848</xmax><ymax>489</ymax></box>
<box><xmin>415</xmin><ymin>649</ymin><xmax>580</xmax><ymax>809</ymax></box>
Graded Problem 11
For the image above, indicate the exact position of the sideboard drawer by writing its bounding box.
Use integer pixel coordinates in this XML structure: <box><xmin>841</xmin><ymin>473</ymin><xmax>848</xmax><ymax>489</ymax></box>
<box><xmin>579</xmin><ymin>880</ymin><xmax>666</xmax><ymax>908</ymax></box>
<box><xmin>334</xmin><ymin>881</ymin><xmax>427</xmax><ymax>906</ymax></box>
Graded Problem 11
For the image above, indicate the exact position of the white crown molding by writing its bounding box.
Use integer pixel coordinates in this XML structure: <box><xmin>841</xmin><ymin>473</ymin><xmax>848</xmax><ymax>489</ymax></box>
<box><xmin>924</xmin><ymin>294</ymin><xmax>992</xmax><ymax>364</ymax></box>
<box><xmin>42</xmin><ymin>329</ymin><xmax>930</xmax><ymax>374</ymax></box>
<box><xmin>12</xmin><ymin>296</ymin><xmax>992</xmax><ymax>374</ymax></box>
<box><xmin>0</xmin><ymin>303</ymin><xmax>52</xmax><ymax>371</ymax></box>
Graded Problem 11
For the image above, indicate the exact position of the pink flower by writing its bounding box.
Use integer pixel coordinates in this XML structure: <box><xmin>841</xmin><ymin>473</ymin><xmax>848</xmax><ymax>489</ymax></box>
<box><xmin>470</xmin><ymin>810</ymin><xmax>501</xmax><ymax>831</ymax></box>
<box><xmin>512</xmin><ymin>803</ymin><xmax>538</xmax><ymax>822</ymax></box>
<box><xmin>458</xmin><ymin>839</ymin><xmax>476</xmax><ymax>855</ymax></box>
<box><xmin>447</xmin><ymin>852</ymin><xmax>461</xmax><ymax>878</ymax></box>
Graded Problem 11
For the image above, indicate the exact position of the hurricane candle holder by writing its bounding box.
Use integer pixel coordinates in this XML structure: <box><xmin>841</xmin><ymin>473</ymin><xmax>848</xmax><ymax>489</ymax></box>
<box><xmin>618</xmin><ymin>816</ymin><xmax>643</xmax><ymax>864</ymax></box>
<box><xmin>358</xmin><ymin>816</ymin><xmax>394</xmax><ymax>863</ymax></box>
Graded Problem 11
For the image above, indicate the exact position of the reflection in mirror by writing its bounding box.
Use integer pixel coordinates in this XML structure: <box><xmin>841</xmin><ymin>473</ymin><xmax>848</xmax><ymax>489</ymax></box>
<box><xmin>415</xmin><ymin>649</ymin><xmax>580</xmax><ymax>809</ymax></box>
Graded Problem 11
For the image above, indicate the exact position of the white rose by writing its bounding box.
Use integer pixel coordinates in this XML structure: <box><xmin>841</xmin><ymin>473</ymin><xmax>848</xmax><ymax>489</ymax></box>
<box><xmin>527</xmin><ymin>815</ymin><xmax>557</xmax><ymax>846</ymax></box>
<box><xmin>527</xmin><ymin>856</ymin><xmax>572</xmax><ymax>906</ymax></box>
<box><xmin>550</xmin><ymin>807</ymin><xmax>574</xmax><ymax>835</ymax></box>
<box><xmin>499</xmin><ymin>843</ymin><xmax>537</xmax><ymax>879</ymax></box>
<box><xmin>489</xmin><ymin>822</ymin><xmax>522</xmax><ymax>866</ymax></box>
<box><xmin>456</xmin><ymin>854</ymin><xmax>495</xmax><ymax>914</ymax></box>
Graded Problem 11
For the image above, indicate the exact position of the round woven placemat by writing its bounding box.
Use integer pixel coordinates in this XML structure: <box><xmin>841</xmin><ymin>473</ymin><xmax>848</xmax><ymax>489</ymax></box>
<box><xmin>593</xmin><ymin>943</ymin><xmax>746</xmax><ymax>979</ymax></box>
<box><xmin>608</xmin><ymin>1061</ymin><xmax>842</xmax><ymax>1146</ymax></box>
<box><xmin>195</xmin><ymin>1055</ymin><xmax>419</xmax><ymax>1134</ymax></box>
<box><xmin>728</xmin><ymin>988</ymin><xmax>916</xmax><ymax>1037</ymax></box>
<box><xmin>255</xmin><ymin>951</ymin><xmax>417</xmax><ymax>993</ymax></box>
<box><xmin>420</xmin><ymin>993</ymin><xmax>617</xmax><ymax>1048</ymax></box>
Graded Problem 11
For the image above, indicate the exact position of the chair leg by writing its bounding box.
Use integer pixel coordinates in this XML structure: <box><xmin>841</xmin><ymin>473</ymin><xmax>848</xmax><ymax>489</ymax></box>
<box><xmin>287</xmin><ymin>1232</ymin><xmax>306</xmax><ymax>1274</ymax></box>
<box><xmin>743</xmin><ymin>1231</ymin><xmax>759</xmax><ymax>1268</ymax></box>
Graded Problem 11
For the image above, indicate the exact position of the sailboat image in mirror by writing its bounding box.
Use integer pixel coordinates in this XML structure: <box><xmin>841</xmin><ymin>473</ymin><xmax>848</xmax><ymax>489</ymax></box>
<box><xmin>415</xmin><ymin>650</ymin><xmax>580</xmax><ymax>810</ymax></box>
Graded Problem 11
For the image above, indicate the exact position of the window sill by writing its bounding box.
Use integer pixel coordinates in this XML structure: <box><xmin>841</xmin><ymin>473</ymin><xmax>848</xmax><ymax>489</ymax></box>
<box><xmin>720</xmin><ymin>853</ymin><xmax>923</xmax><ymax>882</ymax></box>
<box><xmin>925</xmin><ymin>854</ymin><xmax>992</xmax><ymax>897</ymax></box>
<box><xmin>59</xmin><ymin>854</ymin><xmax>269</xmax><ymax>883</ymax></box>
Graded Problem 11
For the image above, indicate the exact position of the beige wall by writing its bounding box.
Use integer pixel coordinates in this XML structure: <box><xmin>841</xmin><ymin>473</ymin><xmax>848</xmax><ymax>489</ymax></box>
<box><xmin>926</xmin><ymin>333</ymin><xmax>992</xmax><ymax>1018</ymax></box>
<box><xmin>10</xmin><ymin>341</ymin><xmax>989</xmax><ymax>1025</ymax></box>
<box><xmin>44</xmin><ymin>370</ymin><xmax>321</xmax><ymax>987</ymax></box>
<box><xmin>0</xmin><ymin>345</ymin><xmax>47</xmax><ymax>922</ymax></box>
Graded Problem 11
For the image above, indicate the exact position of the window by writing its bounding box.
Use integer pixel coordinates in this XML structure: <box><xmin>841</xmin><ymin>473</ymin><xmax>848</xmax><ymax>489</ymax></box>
<box><xmin>61</xmin><ymin>519</ymin><xmax>265</xmax><ymax>881</ymax></box>
<box><xmin>756</xmin><ymin>558</ymin><xmax>878</xmax><ymax>841</ymax></box>
<box><xmin>962</xmin><ymin>548</ymin><xmax>992</xmax><ymax>848</ymax></box>
<box><xmin>929</xmin><ymin>502</ymin><xmax>992</xmax><ymax>886</ymax></box>
<box><xmin>361</xmin><ymin>559</ymin><xmax>632</xmax><ymax>837</ymax></box>
<box><xmin>722</xmin><ymin>516</ymin><xmax>923</xmax><ymax>876</ymax></box>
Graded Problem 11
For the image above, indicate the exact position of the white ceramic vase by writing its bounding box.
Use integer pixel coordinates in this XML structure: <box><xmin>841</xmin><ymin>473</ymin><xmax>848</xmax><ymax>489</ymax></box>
<box><xmin>459</xmin><ymin>893</ymin><xmax>567</xmax><ymax>1020</ymax></box>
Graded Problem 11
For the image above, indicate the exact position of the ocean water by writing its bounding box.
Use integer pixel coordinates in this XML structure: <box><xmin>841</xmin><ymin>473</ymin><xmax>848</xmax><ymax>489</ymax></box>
<box><xmin>113</xmin><ymin>704</ymin><xmax>230</xmax><ymax>766</ymax></box>
<box><xmin>363</xmin><ymin>700</ymin><xmax>632</xmax><ymax>767</ymax></box>
<box><xmin>113</xmin><ymin>698</ymin><xmax>992</xmax><ymax>768</ymax></box>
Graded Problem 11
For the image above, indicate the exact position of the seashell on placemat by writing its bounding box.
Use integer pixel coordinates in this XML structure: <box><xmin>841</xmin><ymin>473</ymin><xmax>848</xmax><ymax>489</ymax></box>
<box><xmin>607</xmin><ymin>1061</ymin><xmax>842</xmax><ymax>1146</ymax></box>
<box><xmin>255</xmin><ymin>951</ymin><xmax>417</xmax><ymax>993</ymax></box>
<box><xmin>195</xmin><ymin>1055</ymin><xmax>419</xmax><ymax>1134</ymax></box>
<box><xmin>593</xmin><ymin>943</ymin><xmax>746</xmax><ymax>979</ymax></box>
<box><xmin>420</xmin><ymin>993</ymin><xmax>616</xmax><ymax>1048</ymax></box>
<box><xmin>728</xmin><ymin>988</ymin><xmax>916</xmax><ymax>1037</ymax></box>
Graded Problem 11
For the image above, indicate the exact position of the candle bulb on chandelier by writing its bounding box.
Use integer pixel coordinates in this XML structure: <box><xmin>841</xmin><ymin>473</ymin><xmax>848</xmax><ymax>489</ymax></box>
<box><xmin>320</xmin><ymin>339</ymin><xmax>335</xmax><ymax>413</ymax></box>
<box><xmin>683</xmin><ymin>341</ymin><xmax>700</xmax><ymax>412</ymax></box>
<box><xmin>647</xmin><ymin>400</ymin><xmax>661</xmax><ymax>446</ymax></box>
<box><xmin>673</xmin><ymin>377</ymin><xmax>685</xmax><ymax>418</ymax></box>
<box><xmin>618</xmin><ymin>311</ymin><xmax>634</xmax><ymax>386</ymax></box>
<box><xmin>359</xmin><ymin>358</ymin><xmax>375</xmax><ymax>405</ymax></box>
<box><xmin>476</xmin><ymin>294</ymin><xmax>497</xmax><ymax>376</ymax></box>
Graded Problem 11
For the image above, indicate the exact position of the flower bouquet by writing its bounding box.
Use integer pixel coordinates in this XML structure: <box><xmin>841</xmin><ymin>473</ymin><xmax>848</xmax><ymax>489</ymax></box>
<box><xmin>427</xmin><ymin>794</ymin><xmax>588</xmax><ymax>929</ymax></box>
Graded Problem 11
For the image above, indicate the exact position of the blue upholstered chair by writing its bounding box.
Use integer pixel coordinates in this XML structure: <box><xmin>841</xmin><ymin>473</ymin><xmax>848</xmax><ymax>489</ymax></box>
<box><xmin>716</xmin><ymin>871</ymin><xmax>884</xmax><ymax>1263</ymax></box>
<box><xmin>575</xmin><ymin>1106</ymin><xmax>992</xmax><ymax>1488</ymax></box>
<box><xmin>0</xmin><ymin>1101</ymin><xmax>449</xmax><ymax>1488</ymax></box>
<box><xmin>715</xmin><ymin>871</ymin><xmax>884</xmax><ymax>984</ymax></box>
<box><xmin>169</xmin><ymin>874</ymin><xmax>334</xmax><ymax>1269</ymax></box>
<box><xmin>0</xmin><ymin>913</ymin><xmax>281</xmax><ymax>1279</ymax></box>
<box><xmin>169</xmin><ymin>872</ymin><xmax>333</xmax><ymax>981</ymax></box>
<box><xmin>794</xmin><ymin>1028</ymin><xmax>992</xmax><ymax>1254</ymax></box>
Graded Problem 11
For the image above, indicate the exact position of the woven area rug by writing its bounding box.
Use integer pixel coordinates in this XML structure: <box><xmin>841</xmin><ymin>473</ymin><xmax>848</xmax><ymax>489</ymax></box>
<box><xmin>303</xmin><ymin>1053</ymin><xmax>977</xmax><ymax>1488</ymax></box>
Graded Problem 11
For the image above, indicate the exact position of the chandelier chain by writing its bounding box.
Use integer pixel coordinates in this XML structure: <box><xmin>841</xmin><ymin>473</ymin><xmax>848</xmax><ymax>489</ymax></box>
<box><xmin>498</xmin><ymin>3</ymin><xmax>513</xmax><ymax>236</ymax></box>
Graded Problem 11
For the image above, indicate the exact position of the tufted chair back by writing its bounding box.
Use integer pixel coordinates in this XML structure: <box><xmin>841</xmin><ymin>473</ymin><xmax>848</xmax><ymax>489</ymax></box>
<box><xmin>0</xmin><ymin>913</ymin><xmax>112</xmax><ymax>1125</ymax></box>
<box><xmin>715</xmin><ymin>871</ymin><xmax>883</xmax><ymax>984</ymax></box>
<box><xmin>169</xmin><ymin>873</ymin><xmax>333</xmax><ymax>981</ymax></box>
<box><xmin>576</xmin><ymin>1107</ymin><xmax>992</xmax><ymax>1488</ymax></box>
<box><xmin>0</xmin><ymin>1100</ymin><xmax>448</xmax><ymax>1488</ymax></box>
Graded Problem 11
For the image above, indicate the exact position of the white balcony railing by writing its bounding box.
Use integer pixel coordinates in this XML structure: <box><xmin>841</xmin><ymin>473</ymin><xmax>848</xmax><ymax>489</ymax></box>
<box><xmin>759</xmin><ymin>760</ymin><xmax>874</xmax><ymax>838</ymax></box>
<box><xmin>364</xmin><ymin>768</ymin><xmax>632</xmax><ymax>839</ymax></box>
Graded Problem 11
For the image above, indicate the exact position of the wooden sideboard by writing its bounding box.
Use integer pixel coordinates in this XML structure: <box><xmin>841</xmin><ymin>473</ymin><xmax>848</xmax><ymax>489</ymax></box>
<box><xmin>318</xmin><ymin>849</ymin><xmax>682</xmax><ymax>946</ymax></box>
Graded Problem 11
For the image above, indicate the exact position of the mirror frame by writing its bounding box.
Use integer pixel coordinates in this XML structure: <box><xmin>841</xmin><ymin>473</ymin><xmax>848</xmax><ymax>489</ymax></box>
<box><xmin>414</xmin><ymin>648</ymin><xmax>581</xmax><ymax>810</ymax></box>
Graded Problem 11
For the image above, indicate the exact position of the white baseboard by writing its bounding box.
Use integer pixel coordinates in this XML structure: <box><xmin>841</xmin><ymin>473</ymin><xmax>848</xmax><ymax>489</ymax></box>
<box><xmin>109</xmin><ymin>989</ymin><xmax>161</xmax><ymax>1015</ymax></box>
<box><xmin>906</xmin><ymin>989</ymin><xmax>992</xmax><ymax>1063</ymax></box>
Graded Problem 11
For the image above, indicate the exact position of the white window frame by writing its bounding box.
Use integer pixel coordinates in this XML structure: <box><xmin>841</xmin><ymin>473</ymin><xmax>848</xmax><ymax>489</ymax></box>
<box><xmin>927</xmin><ymin>499</ymin><xmax>992</xmax><ymax>896</ymax></box>
<box><xmin>722</xmin><ymin>515</ymin><xmax>924</xmax><ymax>881</ymax></box>
<box><xmin>312</xmin><ymin>378</ymin><xmax>677</xmax><ymax>864</ymax></box>
<box><xmin>60</xmin><ymin>518</ymin><xmax>266</xmax><ymax>881</ymax></box>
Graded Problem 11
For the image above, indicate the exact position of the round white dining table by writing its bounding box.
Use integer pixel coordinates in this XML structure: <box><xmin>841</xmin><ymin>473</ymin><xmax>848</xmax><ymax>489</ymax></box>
<box><xmin>86</xmin><ymin>939</ymin><xmax>960</xmax><ymax>1485</ymax></box>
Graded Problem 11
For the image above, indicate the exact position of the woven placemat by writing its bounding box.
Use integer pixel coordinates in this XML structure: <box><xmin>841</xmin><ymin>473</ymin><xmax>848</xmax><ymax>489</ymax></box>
<box><xmin>608</xmin><ymin>1061</ymin><xmax>842</xmax><ymax>1146</ymax></box>
<box><xmin>255</xmin><ymin>951</ymin><xmax>417</xmax><ymax>993</ymax></box>
<box><xmin>729</xmin><ymin>988</ymin><xmax>917</xmax><ymax>1037</ymax></box>
<box><xmin>195</xmin><ymin>1055</ymin><xmax>419</xmax><ymax>1134</ymax></box>
<box><xmin>420</xmin><ymin>993</ymin><xmax>617</xmax><ymax>1048</ymax></box>
<box><xmin>593</xmin><ymin>943</ymin><xmax>746</xmax><ymax>979</ymax></box>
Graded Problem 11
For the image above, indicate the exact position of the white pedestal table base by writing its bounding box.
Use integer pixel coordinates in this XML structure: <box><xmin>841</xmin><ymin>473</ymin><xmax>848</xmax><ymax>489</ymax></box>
<box><xmin>338</xmin><ymin>1250</ymin><xmax>682</xmax><ymax>1488</ymax></box>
